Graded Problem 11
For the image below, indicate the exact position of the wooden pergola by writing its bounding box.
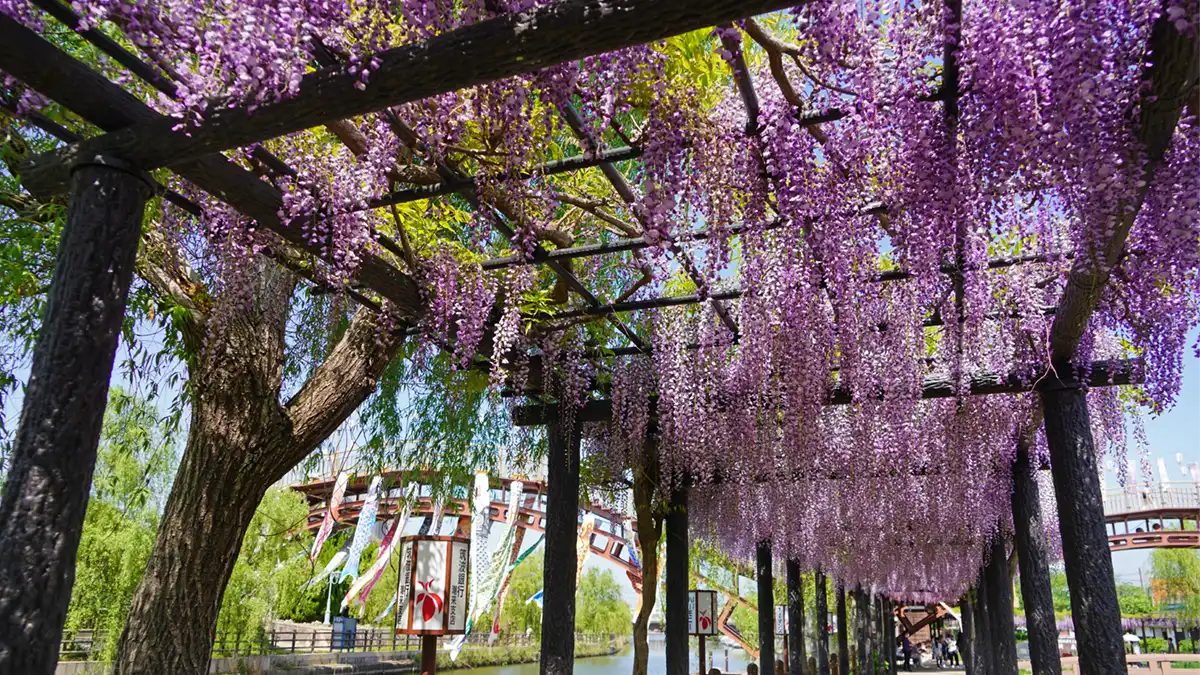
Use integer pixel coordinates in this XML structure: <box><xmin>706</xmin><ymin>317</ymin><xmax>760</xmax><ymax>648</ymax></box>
<box><xmin>0</xmin><ymin>1</ymin><xmax>1194</xmax><ymax>674</ymax></box>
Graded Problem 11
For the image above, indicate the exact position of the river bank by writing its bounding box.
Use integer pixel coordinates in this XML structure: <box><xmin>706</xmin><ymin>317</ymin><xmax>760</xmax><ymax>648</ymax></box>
<box><xmin>437</xmin><ymin>636</ymin><xmax>628</xmax><ymax>670</ymax></box>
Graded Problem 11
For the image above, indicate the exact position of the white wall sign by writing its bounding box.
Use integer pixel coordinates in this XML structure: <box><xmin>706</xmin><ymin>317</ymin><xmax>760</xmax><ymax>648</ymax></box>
<box><xmin>688</xmin><ymin>590</ymin><xmax>718</xmax><ymax>636</ymax></box>
<box><xmin>397</xmin><ymin>535</ymin><xmax>470</xmax><ymax>635</ymax></box>
<box><xmin>775</xmin><ymin>605</ymin><xmax>788</xmax><ymax>635</ymax></box>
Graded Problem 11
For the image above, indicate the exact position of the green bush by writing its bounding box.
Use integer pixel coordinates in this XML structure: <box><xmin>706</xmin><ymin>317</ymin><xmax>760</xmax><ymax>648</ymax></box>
<box><xmin>1145</xmin><ymin>638</ymin><xmax>1168</xmax><ymax>653</ymax></box>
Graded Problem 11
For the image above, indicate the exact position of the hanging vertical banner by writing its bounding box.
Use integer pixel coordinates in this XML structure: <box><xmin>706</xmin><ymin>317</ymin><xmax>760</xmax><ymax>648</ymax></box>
<box><xmin>467</xmin><ymin>473</ymin><xmax>494</xmax><ymax>623</ymax></box>
<box><xmin>344</xmin><ymin>483</ymin><xmax>417</xmax><ymax>609</ymax></box>
<box><xmin>305</xmin><ymin>549</ymin><xmax>349</xmax><ymax>589</ymax></box>
<box><xmin>775</xmin><ymin>606</ymin><xmax>788</xmax><ymax>635</ymax></box>
<box><xmin>450</xmin><ymin>478</ymin><xmax>532</xmax><ymax>658</ymax></box>
<box><xmin>338</xmin><ymin>476</ymin><xmax>382</xmax><ymax>582</ymax></box>
<box><xmin>311</xmin><ymin>470</ymin><xmax>351</xmax><ymax>561</ymax></box>
<box><xmin>329</xmin><ymin>471</ymin><xmax>351</xmax><ymax>521</ymax></box>
<box><xmin>575</xmin><ymin>512</ymin><xmax>597</xmax><ymax>585</ymax></box>
<box><xmin>489</xmin><ymin>482</ymin><xmax>529</xmax><ymax>641</ymax></box>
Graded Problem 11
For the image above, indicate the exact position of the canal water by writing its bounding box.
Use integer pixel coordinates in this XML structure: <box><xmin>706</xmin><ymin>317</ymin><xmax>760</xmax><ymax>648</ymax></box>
<box><xmin>453</xmin><ymin>635</ymin><xmax>757</xmax><ymax>675</ymax></box>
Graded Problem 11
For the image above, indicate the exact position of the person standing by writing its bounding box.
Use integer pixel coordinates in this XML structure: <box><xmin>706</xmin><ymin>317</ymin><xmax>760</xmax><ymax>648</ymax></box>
<box><xmin>947</xmin><ymin>633</ymin><xmax>960</xmax><ymax>667</ymax></box>
<box><xmin>901</xmin><ymin>634</ymin><xmax>914</xmax><ymax>672</ymax></box>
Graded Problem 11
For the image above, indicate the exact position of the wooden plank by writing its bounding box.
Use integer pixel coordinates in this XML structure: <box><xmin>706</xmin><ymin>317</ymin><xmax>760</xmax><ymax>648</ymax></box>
<box><xmin>510</xmin><ymin>358</ymin><xmax>1144</xmax><ymax>426</ymax></box>
<box><xmin>19</xmin><ymin>0</ymin><xmax>808</xmax><ymax>195</ymax></box>
<box><xmin>0</xmin><ymin>15</ymin><xmax>423</xmax><ymax>314</ymax></box>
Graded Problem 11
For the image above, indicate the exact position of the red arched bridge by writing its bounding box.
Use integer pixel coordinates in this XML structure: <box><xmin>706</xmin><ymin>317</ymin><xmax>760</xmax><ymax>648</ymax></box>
<box><xmin>291</xmin><ymin>472</ymin><xmax>647</xmax><ymax>596</ymax></box>
<box><xmin>1104</xmin><ymin>482</ymin><xmax>1200</xmax><ymax>552</ymax></box>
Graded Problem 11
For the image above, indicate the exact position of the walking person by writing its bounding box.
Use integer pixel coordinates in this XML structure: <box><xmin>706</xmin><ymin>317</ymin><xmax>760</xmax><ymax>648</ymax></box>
<box><xmin>947</xmin><ymin>633</ymin><xmax>960</xmax><ymax>667</ymax></box>
<box><xmin>901</xmin><ymin>634</ymin><xmax>914</xmax><ymax>672</ymax></box>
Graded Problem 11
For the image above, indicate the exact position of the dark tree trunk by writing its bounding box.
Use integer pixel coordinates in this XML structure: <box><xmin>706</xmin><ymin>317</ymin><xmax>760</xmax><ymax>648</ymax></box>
<box><xmin>757</xmin><ymin>540</ymin><xmax>775</xmax><ymax>675</ymax></box>
<box><xmin>786</xmin><ymin>558</ymin><xmax>806</xmax><ymax>675</ymax></box>
<box><xmin>855</xmin><ymin>587</ymin><xmax>870</xmax><ymax>675</ymax></box>
<box><xmin>114</xmin><ymin>269</ymin><xmax>404</xmax><ymax>675</ymax></box>
<box><xmin>540</xmin><ymin>407</ymin><xmax>582</xmax><ymax>675</ymax></box>
<box><xmin>884</xmin><ymin>599</ymin><xmax>896</xmax><ymax>675</ymax></box>
<box><xmin>878</xmin><ymin>593</ymin><xmax>888</xmax><ymax>672</ymax></box>
<box><xmin>837</xmin><ymin>584</ymin><xmax>850</xmax><ymax>675</ymax></box>
<box><xmin>1012</xmin><ymin>442</ymin><xmax>1062</xmax><ymax>675</ymax></box>
<box><xmin>815</xmin><ymin>570</ymin><xmax>831</xmax><ymax>675</ymax></box>
<box><xmin>1041</xmin><ymin>382</ymin><xmax>1128</xmax><ymax>675</ymax></box>
<box><xmin>961</xmin><ymin>593</ymin><xmax>975</xmax><ymax>675</ymax></box>
<box><xmin>975</xmin><ymin>571</ymin><xmax>993</xmax><ymax>675</ymax></box>
<box><xmin>665</xmin><ymin>486</ymin><xmax>688</xmax><ymax>675</ymax></box>
<box><xmin>0</xmin><ymin>163</ymin><xmax>151</xmax><ymax>674</ymax></box>
<box><xmin>631</xmin><ymin>441</ymin><xmax>662</xmax><ymax>675</ymax></box>
<box><xmin>985</xmin><ymin>536</ymin><xmax>1018</xmax><ymax>675</ymax></box>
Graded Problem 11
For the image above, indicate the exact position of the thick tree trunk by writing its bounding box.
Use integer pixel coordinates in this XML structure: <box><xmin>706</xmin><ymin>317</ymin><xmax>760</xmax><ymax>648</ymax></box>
<box><xmin>664</xmin><ymin>486</ymin><xmax>688</xmax><ymax>675</ymax></box>
<box><xmin>757</xmin><ymin>540</ymin><xmax>775</xmax><ymax>675</ymax></box>
<box><xmin>975</xmin><ymin>571</ymin><xmax>993</xmax><ymax>675</ymax></box>
<box><xmin>984</xmin><ymin>536</ymin><xmax>1018</xmax><ymax>675</ymax></box>
<box><xmin>540</xmin><ymin>407</ymin><xmax>581</xmax><ymax>675</ymax></box>
<box><xmin>114</xmin><ymin>269</ymin><xmax>403</xmax><ymax>675</ymax></box>
<box><xmin>815</xmin><ymin>570</ymin><xmax>830</xmax><ymax>675</ymax></box>
<box><xmin>1012</xmin><ymin>442</ymin><xmax>1062</xmax><ymax>675</ymax></box>
<box><xmin>786</xmin><ymin>558</ymin><xmax>806</xmax><ymax>675</ymax></box>
<box><xmin>631</xmin><ymin>442</ymin><xmax>662</xmax><ymax>675</ymax></box>
<box><xmin>855</xmin><ymin>587</ymin><xmax>870</xmax><ymax>675</ymax></box>
<box><xmin>961</xmin><ymin>592</ymin><xmax>975</xmax><ymax>675</ymax></box>
<box><xmin>0</xmin><ymin>162</ymin><xmax>151</xmax><ymax>674</ymax></box>
<box><xmin>1041</xmin><ymin>382</ymin><xmax>1128</xmax><ymax>675</ymax></box>
<box><xmin>837</xmin><ymin>584</ymin><xmax>850</xmax><ymax>675</ymax></box>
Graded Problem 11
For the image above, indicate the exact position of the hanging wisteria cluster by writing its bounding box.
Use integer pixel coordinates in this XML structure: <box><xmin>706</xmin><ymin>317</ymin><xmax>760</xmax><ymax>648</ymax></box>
<box><xmin>3</xmin><ymin>0</ymin><xmax>1198</xmax><ymax>601</ymax></box>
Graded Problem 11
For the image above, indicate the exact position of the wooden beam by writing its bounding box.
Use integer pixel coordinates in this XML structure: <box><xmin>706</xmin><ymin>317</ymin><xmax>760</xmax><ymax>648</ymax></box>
<box><xmin>756</xmin><ymin>540</ymin><xmax>776</xmax><ymax>675</ymax></box>
<box><xmin>510</xmin><ymin>358</ymin><xmax>1144</xmax><ymax>426</ymax></box>
<box><xmin>539</xmin><ymin>403</ymin><xmax>581</xmax><ymax>675</ymax></box>
<box><xmin>0</xmin><ymin>15</ymin><xmax>423</xmax><ymax>315</ymax></box>
<box><xmin>19</xmin><ymin>0</ymin><xmax>809</xmax><ymax>196</ymax></box>
<box><xmin>1012</xmin><ymin>437</ymin><xmax>1063</xmax><ymax>675</ymax></box>
<box><xmin>664</xmin><ymin>486</ymin><xmax>689</xmax><ymax>675</ymax></box>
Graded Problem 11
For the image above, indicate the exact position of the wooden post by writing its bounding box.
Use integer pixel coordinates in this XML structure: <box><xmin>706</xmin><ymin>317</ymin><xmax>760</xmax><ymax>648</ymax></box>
<box><xmin>855</xmin><ymin>587</ymin><xmax>869</xmax><ymax>675</ymax></box>
<box><xmin>0</xmin><ymin>158</ymin><xmax>152</xmax><ymax>674</ymax></box>
<box><xmin>878</xmin><ymin>593</ymin><xmax>888</xmax><ymax>672</ymax></box>
<box><xmin>975</xmin><ymin>573</ymin><xmax>993</xmax><ymax>675</ymax></box>
<box><xmin>1012</xmin><ymin>441</ymin><xmax>1063</xmax><ymax>675</ymax></box>
<box><xmin>665</xmin><ymin>486</ymin><xmax>688</xmax><ymax>675</ymax></box>
<box><xmin>539</xmin><ymin>407</ymin><xmax>581</xmax><ymax>675</ymax></box>
<box><xmin>815</xmin><ymin>570</ymin><xmax>831</xmax><ymax>675</ymax></box>
<box><xmin>421</xmin><ymin>634</ymin><xmax>437</xmax><ymax>674</ymax></box>
<box><xmin>837</xmin><ymin>584</ymin><xmax>850</xmax><ymax>675</ymax></box>
<box><xmin>984</xmin><ymin>536</ymin><xmax>1018</xmax><ymax>674</ymax></box>
<box><xmin>786</xmin><ymin>558</ymin><xmax>806</xmax><ymax>675</ymax></box>
<box><xmin>885</xmin><ymin>599</ymin><xmax>896</xmax><ymax>675</ymax></box>
<box><xmin>961</xmin><ymin>593</ymin><xmax>975</xmax><ymax>675</ymax></box>
<box><xmin>699</xmin><ymin>635</ymin><xmax>706</xmax><ymax>675</ymax></box>
<box><xmin>1041</xmin><ymin>377</ymin><xmax>1128</xmax><ymax>675</ymax></box>
<box><xmin>757</xmin><ymin>540</ymin><xmax>775</xmax><ymax>675</ymax></box>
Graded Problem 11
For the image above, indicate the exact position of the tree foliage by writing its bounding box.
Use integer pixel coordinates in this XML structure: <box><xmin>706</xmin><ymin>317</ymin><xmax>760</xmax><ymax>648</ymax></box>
<box><xmin>1151</xmin><ymin>549</ymin><xmax>1200</xmax><ymax>624</ymax></box>
<box><xmin>576</xmin><ymin>568</ymin><xmax>632</xmax><ymax>635</ymax></box>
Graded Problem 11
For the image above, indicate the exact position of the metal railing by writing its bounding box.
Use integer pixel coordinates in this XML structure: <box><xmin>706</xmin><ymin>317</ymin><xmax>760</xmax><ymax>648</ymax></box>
<box><xmin>1103</xmin><ymin>482</ymin><xmax>1200</xmax><ymax>515</ymax></box>
<box><xmin>60</xmin><ymin>627</ymin><xmax>614</xmax><ymax>662</ymax></box>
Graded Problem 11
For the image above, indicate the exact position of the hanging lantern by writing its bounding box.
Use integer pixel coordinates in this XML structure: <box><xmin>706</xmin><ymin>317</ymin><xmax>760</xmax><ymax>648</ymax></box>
<box><xmin>395</xmin><ymin>535</ymin><xmax>470</xmax><ymax>635</ymax></box>
<box><xmin>775</xmin><ymin>605</ymin><xmax>788</xmax><ymax>635</ymax></box>
<box><xmin>688</xmin><ymin>590</ymin><xmax>718</xmax><ymax>636</ymax></box>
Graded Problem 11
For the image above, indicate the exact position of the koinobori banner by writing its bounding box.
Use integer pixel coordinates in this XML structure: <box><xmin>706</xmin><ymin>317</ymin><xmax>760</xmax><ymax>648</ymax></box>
<box><xmin>338</xmin><ymin>476</ymin><xmax>381</xmax><ymax>582</ymax></box>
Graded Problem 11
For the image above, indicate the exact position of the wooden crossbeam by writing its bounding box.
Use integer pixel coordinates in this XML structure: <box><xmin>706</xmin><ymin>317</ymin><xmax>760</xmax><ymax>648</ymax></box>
<box><xmin>510</xmin><ymin>358</ymin><xmax>1143</xmax><ymax>426</ymax></box>
<box><xmin>18</xmin><ymin>0</ymin><xmax>808</xmax><ymax>196</ymax></box>
<box><xmin>0</xmin><ymin>15</ymin><xmax>424</xmax><ymax>314</ymax></box>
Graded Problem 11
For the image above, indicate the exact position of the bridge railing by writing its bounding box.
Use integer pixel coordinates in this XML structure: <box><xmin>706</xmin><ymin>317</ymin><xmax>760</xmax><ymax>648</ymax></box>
<box><xmin>1104</xmin><ymin>482</ymin><xmax>1200</xmax><ymax>515</ymax></box>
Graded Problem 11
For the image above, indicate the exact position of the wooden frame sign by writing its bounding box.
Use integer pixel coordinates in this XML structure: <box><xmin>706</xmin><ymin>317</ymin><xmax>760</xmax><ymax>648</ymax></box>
<box><xmin>688</xmin><ymin>590</ymin><xmax>718</xmax><ymax>636</ymax></box>
<box><xmin>395</xmin><ymin>535</ymin><xmax>470</xmax><ymax>635</ymax></box>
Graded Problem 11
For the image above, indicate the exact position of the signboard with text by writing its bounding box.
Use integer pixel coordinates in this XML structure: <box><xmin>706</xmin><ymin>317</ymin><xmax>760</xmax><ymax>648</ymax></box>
<box><xmin>396</xmin><ymin>535</ymin><xmax>470</xmax><ymax>636</ymax></box>
<box><xmin>688</xmin><ymin>590</ymin><xmax>718</xmax><ymax>636</ymax></box>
